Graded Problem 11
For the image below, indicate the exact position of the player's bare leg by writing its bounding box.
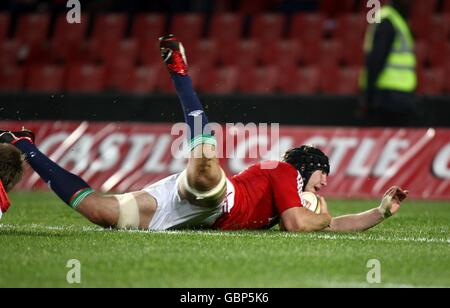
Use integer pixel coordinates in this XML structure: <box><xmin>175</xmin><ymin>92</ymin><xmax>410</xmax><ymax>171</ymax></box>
<box><xmin>0</xmin><ymin>130</ymin><xmax>157</xmax><ymax>230</ymax></box>
<box><xmin>160</xmin><ymin>35</ymin><xmax>227</xmax><ymax>207</ymax></box>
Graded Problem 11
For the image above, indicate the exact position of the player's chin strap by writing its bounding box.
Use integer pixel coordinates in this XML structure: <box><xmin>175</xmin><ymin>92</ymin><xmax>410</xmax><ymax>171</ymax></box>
<box><xmin>378</xmin><ymin>195</ymin><xmax>393</xmax><ymax>219</ymax></box>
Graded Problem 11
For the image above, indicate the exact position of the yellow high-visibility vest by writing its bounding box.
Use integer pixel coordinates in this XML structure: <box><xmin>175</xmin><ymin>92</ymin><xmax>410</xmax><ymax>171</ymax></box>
<box><xmin>360</xmin><ymin>5</ymin><xmax>417</xmax><ymax>92</ymax></box>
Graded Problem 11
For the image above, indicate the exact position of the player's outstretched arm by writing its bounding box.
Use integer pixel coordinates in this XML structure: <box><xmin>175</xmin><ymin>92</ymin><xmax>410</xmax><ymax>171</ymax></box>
<box><xmin>281</xmin><ymin>206</ymin><xmax>332</xmax><ymax>232</ymax></box>
<box><xmin>325</xmin><ymin>186</ymin><xmax>408</xmax><ymax>232</ymax></box>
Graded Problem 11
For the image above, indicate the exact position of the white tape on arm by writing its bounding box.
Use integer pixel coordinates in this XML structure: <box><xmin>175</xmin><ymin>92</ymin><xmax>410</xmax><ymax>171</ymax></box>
<box><xmin>115</xmin><ymin>193</ymin><xmax>140</xmax><ymax>230</ymax></box>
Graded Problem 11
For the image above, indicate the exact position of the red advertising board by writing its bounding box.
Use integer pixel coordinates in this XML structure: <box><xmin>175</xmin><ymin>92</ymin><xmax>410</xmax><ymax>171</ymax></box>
<box><xmin>1</xmin><ymin>121</ymin><xmax>449</xmax><ymax>200</ymax></box>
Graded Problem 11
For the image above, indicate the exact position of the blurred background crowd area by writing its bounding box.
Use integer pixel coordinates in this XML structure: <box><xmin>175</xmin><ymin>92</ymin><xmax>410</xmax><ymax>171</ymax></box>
<box><xmin>0</xmin><ymin>0</ymin><xmax>449</xmax><ymax>95</ymax></box>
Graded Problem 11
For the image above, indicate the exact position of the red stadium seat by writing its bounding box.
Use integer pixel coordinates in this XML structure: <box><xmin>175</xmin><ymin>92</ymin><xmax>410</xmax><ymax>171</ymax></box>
<box><xmin>132</xmin><ymin>14</ymin><xmax>166</xmax><ymax>45</ymax></box>
<box><xmin>0</xmin><ymin>13</ymin><xmax>10</xmax><ymax>42</ymax></box>
<box><xmin>199</xmin><ymin>66</ymin><xmax>239</xmax><ymax>94</ymax></box>
<box><xmin>96</xmin><ymin>39</ymin><xmax>138</xmax><ymax>88</ymax></box>
<box><xmin>299</xmin><ymin>39</ymin><xmax>321</xmax><ymax>66</ymax></box>
<box><xmin>418</xmin><ymin>68</ymin><xmax>445</xmax><ymax>95</ymax></box>
<box><xmin>170</xmin><ymin>14</ymin><xmax>205</xmax><ymax>51</ymax></box>
<box><xmin>15</xmin><ymin>14</ymin><xmax>50</xmax><ymax>63</ymax></box>
<box><xmin>319</xmin><ymin>40</ymin><xmax>343</xmax><ymax>68</ymax></box>
<box><xmin>250</xmin><ymin>14</ymin><xmax>285</xmax><ymax>44</ymax></box>
<box><xmin>189</xmin><ymin>39</ymin><xmax>219</xmax><ymax>69</ymax></box>
<box><xmin>91</xmin><ymin>14</ymin><xmax>127</xmax><ymax>43</ymax></box>
<box><xmin>411</xmin><ymin>0</ymin><xmax>437</xmax><ymax>19</ymax></box>
<box><xmin>319</xmin><ymin>65</ymin><xmax>339</xmax><ymax>94</ymax></box>
<box><xmin>0</xmin><ymin>66</ymin><xmax>25</xmax><ymax>91</ymax></box>
<box><xmin>278</xmin><ymin>66</ymin><xmax>320</xmax><ymax>94</ymax></box>
<box><xmin>239</xmin><ymin>0</ymin><xmax>277</xmax><ymax>14</ymax></box>
<box><xmin>138</xmin><ymin>39</ymin><xmax>161</xmax><ymax>66</ymax></box>
<box><xmin>410</xmin><ymin>14</ymin><xmax>432</xmax><ymax>42</ymax></box>
<box><xmin>427</xmin><ymin>15</ymin><xmax>448</xmax><ymax>44</ymax></box>
<box><xmin>120</xmin><ymin>66</ymin><xmax>159</xmax><ymax>94</ymax></box>
<box><xmin>66</xmin><ymin>64</ymin><xmax>105</xmax><ymax>93</ymax></box>
<box><xmin>290</xmin><ymin>14</ymin><xmax>326</xmax><ymax>43</ymax></box>
<box><xmin>218</xmin><ymin>39</ymin><xmax>260</xmax><ymax>67</ymax></box>
<box><xmin>238</xmin><ymin>65</ymin><xmax>279</xmax><ymax>94</ymax></box>
<box><xmin>51</xmin><ymin>14</ymin><xmax>88</xmax><ymax>62</ymax></box>
<box><xmin>210</xmin><ymin>13</ymin><xmax>244</xmax><ymax>45</ymax></box>
<box><xmin>446</xmin><ymin>63</ymin><xmax>450</xmax><ymax>93</ymax></box>
<box><xmin>320</xmin><ymin>0</ymin><xmax>355</xmax><ymax>17</ymax></box>
<box><xmin>15</xmin><ymin>14</ymin><xmax>50</xmax><ymax>45</ymax></box>
<box><xmin>0</xmin><ymin>40</ymin><xmax>22</xmax><ymax>67</ymax></box>
<box><xmin>414</xmin><ymin>40</ymin><xmax>428</xmax><ymax>69</ymax></box>
<box><xmin>428</xmin><ymin>41</ymin><xmax>449</xmax><ymax>68</ymax></box>
<box><xmin>334</xmin><ymin>14</ymin><xmax>367</xmax><ymax>44</ymax></box>
<box><xmin>260</xmin><ymin>39</ymin><xmax>301</xmax><ymax>67</ymax></box>
<box><xmin>335</xmin><ymin>67</ymin><xmax>360</xmax><ymax>95</ymax></box>
<box><xmin>341</xmin><ymin>39</ymin><xmax>364</xmax><ymax>67</ymax></box>
<box><xmin>26</xmin><ymin>65</ymin><xmax>65</xmax><ymax>92</ymax></box>
<box><xmin>444</xmin><ymin>0</ymin><xmax>450</xmax><ymax>12</ymax></box>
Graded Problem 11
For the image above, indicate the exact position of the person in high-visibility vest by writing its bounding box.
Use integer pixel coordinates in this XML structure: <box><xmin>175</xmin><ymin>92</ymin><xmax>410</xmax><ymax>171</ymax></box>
<box><xmin>359</xmin><ymin>0</ymin><xmax>418</xmax><ymax>126</ymax></box>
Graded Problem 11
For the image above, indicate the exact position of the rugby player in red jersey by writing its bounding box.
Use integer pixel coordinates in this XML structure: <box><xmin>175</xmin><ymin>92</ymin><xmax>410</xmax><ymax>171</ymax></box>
<box><xmin>0</xmin><ymin>35</ymin><xmax>408</xmax><ymax>231</ymax></box>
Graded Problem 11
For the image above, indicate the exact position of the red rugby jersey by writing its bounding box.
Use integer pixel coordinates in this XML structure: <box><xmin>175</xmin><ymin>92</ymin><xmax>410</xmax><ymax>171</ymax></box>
<box><xmin>214</xmin><ymin>161</ymin><xmax>304</xmax><ymax>230</ymax></box>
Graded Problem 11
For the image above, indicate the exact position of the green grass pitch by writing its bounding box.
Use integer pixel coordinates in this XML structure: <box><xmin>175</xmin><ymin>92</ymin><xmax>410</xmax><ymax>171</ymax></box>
<box><xmin>0</xmin><ymin>192</ymin><xmax>449</xmax><ymax>288</ymax></box>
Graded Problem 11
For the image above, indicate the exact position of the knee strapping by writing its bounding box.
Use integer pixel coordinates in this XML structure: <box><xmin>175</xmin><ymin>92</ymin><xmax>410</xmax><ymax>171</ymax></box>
<box><xmin>180</xmin><ymin>169</ymin><xmax>227</xmax><ymax>201</ymax></box>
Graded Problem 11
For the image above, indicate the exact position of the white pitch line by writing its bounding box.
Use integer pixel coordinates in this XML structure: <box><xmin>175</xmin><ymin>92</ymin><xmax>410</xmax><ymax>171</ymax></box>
<box><xmin>1</xmin><ymin>223</ymin><xmax>449</xmax><ymax>244</ymax></box>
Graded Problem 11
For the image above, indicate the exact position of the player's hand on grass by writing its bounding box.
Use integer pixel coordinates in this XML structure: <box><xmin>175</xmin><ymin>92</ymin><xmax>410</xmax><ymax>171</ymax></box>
<box><xmin>379</xmin><ymin>186</ymin><xmax>409</xmax><ymax>218</ymax></box>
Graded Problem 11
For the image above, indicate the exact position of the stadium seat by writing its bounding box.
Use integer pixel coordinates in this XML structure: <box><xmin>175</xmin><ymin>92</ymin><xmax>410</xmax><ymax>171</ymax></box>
<box><xmin>199</xmin><ymin>66</ymin><xmax>239</xmax><ymax>94</ymax></box>
<box><xmin>427</xmin><ymin>15</ymin><xmax>447</xmax><ymax>44</ymax></box>
<box><xmin>218</xmin><ymin>39</ymin><xmax>260</xmax><ymax>67</ymax></box>
<box><xmin>335</xmin><ymin>67</ymin><xmax>360</xmax><ymax>95</ymax></box>
<box><xmin>15</xmin><ymin>14</ymin><xmax>50</xmax><ymax>45</ymax></box>
<box><xmin>120</xmin><ymin>66</ymin><xmax>159</xmax><ymax>94</ymax></box>
<box><xmin>341</xmin><ymin>39</ymin><xmax>364</xmax><ymax>67</ymax></box>
<box><xmin>260</xmin><ymin>39</ymin><xmax>301</xmax><ymax>67</ymax></box>
<box><xmin>0</xmin><ymin>66</ymin><xmax>25</xmax><ymax>91</ymax></box>
<box><xmin>209</xmin><ymin>13</ymin><xmax>244</xmax><ymax>45</ymax></box>
<box><xmin>319</xmin><ymin>40</ymin><xmax>343</xmax><ymax>68</ymax></box>
<box><xmin>51</xmin><ymin>14</ymin><xmax>88</xmax><ymax>62</ymax></box>
<box><xmin>290</xmin><ymin>13</ymin><xmax>326</xmax><ymax>43</ymax></box>
<box><xmin>444</xmin><ymin>0</ymin><xmax>450</xmax><ymax>12</ymax></box>
<box><xmin>26</xmin><ymin>65</ymin><xmax>65</xmax><ymax>92</ymax></box>
<box><xmin>15</xmin><ymin>14</ymin><xmax>50</xmax><ymax>63</ymax></box>
<box><xmin>410</xmin><ymin>0</ymin><xmax>438</xmax><ymax>19</ymax></box>
<box><xmin>91</xmin><ymin>14</ymin><xmax>127</xmax><ymax>44</ymax></box>
<box><xmin>410</xmin><ymin>13</ymin><xmax>431</xmax><ymax>42</ymax></box>
<box><xmin>320</xmin><ymin>0</ymin><xmax>355</xmax><ymax>17</ymax></box>
<box><xmin>428</xmin><ymin>41</ymin><xmax>449</xmax><ymax>68</ymax></box>
<box><xmin>239</xmin><ymin>0</ymin><xmax>278</xmax><ymax>14</ymax></box>
<box><xmin>414</xmin><ymin>40</ymin><xmax>428</xmax><ymax>69</ymax></box>
<box><xmin>66</xmin><ymin>64</ymin><xmax>105</xmax><ymax>93</ymax></box>
<box><xmin>132</xmin><ymin>14</ymin><xmax>166</xmax><ymax>45</ymax></box>
<box><xmin>334</xmin><ymin>14</ymin><xmax>367</xmax><ymax>44</ymax></box>
<box><xmin>170</xmin><ymin>14</ymin><xmax>205</xmax><ymax>51</ymax></box>
<box><xmin>250</xmin><ymin>14</ymin><xmax>286</xmax><ymax>44</ymax></box>
<box><xmin>0</xmin><ymin>13</ymin><xmax>10</xmax><ymax>42</ymax></box>
<box><xmin>278</xmin><ymin>66</ymin><xmax>320</xmax><ymax>94</ymax></box>
<box><xmin>299</xmin><ymin>39</ymin><xmax>321</xmax><ymax>66</ymax></box>
<box><xmin>238</xmin><ymin>65</ymin><xmax>279</xmax><ymax>94</ymax></box>
<box><xmin>189</xmin><ymin>39</ymin><xmax>219</xmax><ymax>69</ymax></box>
<box><xmin>0</xmin><ymin>40</ymin><xmax>22</xmax><ymax>67</ymax></box>
<box><xmin>418</xmin><ymin>68</ymin><xmax>445</xmax><ymax>95</ymax></box>
<box><xmin>213</xmin><ymin>0</ymin><xmax>234</xmax><ymax>12</ymax></box>
<box><xmin>319</xmin><ymin>65</ymin><xmax>339</xmax><ymax>94</ymax></box>
<box><xmin>138</xmin><ymin>39</ymin><xmax>161</xmax><ymax>66</ymax></box>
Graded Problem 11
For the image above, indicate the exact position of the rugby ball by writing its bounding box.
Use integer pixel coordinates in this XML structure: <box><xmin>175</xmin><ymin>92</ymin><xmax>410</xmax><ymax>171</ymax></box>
<box><xmin>300</xmin><ymin>192</ymin><xmax>321</xmax><ymax>214</ymax></box>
